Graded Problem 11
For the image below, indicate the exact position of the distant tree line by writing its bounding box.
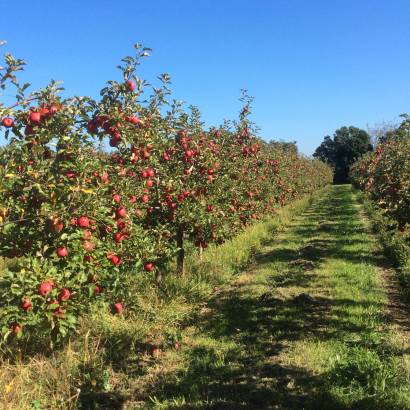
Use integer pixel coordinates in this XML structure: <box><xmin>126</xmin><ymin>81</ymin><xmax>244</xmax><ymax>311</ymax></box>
<box><xmin>314</xmin><ymin>126</ymin><xmax>373</xmax><ymax>184</ymax></box>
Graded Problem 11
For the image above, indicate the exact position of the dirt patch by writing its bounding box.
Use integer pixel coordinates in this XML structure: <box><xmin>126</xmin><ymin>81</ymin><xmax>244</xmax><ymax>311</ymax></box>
<box><xmin>379</xmin><ymin>267</ymin><xmax>410</xmax><ymax>340</ymax></box>
<box><xmin>289</xmin><ymin>258</ymin><xmax>315</xmax><ymax>270</ymax></box>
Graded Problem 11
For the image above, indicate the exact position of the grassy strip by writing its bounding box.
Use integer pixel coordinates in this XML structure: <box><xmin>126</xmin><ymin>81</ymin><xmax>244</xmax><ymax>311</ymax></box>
<box><xmin>0</xmin><ymin>188</ymin><xmax>330</xmax><ymax>410</ymax></box>
<box><xmin>138</xmin><ymin>185</ymin><xmax>410</xmax><ymax>409</ymax></box>
<box><xmin>355</xmin><ymin>190</ymin><xmax>410</xmax><ymax>292</ymax></box>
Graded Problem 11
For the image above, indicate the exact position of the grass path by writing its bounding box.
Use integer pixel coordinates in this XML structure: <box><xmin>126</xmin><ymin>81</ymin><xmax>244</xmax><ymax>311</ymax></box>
<box><xmin>135</xmin><ymin>185</ymin><xmax>410</xmax><ymax>409</ymax></box>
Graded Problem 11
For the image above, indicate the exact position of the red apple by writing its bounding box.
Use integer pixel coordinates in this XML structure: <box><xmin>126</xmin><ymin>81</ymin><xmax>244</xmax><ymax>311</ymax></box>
<box><xmin>113</xmin><ymin>194</ymin><xmax>121</xmax><ymax>203</ymax></box>
<box><xmin>50</xmin><ymin>219</ymin><xmax>64</xmax><ymax>232</ymax></box>
<box><xmin>56</xmin><ymin>247</ymin><xmax>68</xmax><ymax>258</ymax></box>
<box><xmin>2</xmin><ymin>117</ymin><xmax>14</xmax><ymax>128</ymax></box>
<box><xmin>49</xmin><ymin>104</ymin><xmax>59</xmax><ymax>114</ymax></box>
<box><xmin>108</xmin><ymin>254</ymin><xmax>121</xmax><ymax>265</ymax></box>
<box><xmin>29</xmin><ymin>111</ymin><xmax>41</xmax><ymax>124</ymax></box>
<box><xmin>65</xmin><ymin>170</ymin><xmax>77</xmax><ymax>179</ymax></box>
<box><xmin>83</xmin><ymin>230</ymin><xmax>92</xmax><ymax>239</ymax></box>
<box><xmin>101</xmin><ymin>173</ymin><xmax>109</xmax><ymax>184</ymax></box>
<box><xmin>126</xmin><ymin>80</ymin><xmax>136</xmax><ymax>91</ymax></box>
<box><xmin>144</xmin><ymin>262</ymin><xmax>155</xmax><ymax>272</ymax></box>
<box><xmin>87</xmin><ymin>120</ymin><xmax>97</xmax><ymax>133</ymax></box>
<box><xmin>128</xmin><ymin>115</ymin><xmax>140</xmax><ymax>124</ymax></box>
<box><xmin>78</xmin><ymin>216</ymin><xmax>90</xmax><ymax>228</ymax></box>
<box><xmin>116</xmin><ymin>206</ymin><xmax>127</xmax><ymax>218</ymax></box>
<box><xmin>113</xmin><ymin>302</ymin><xmax>123</xmax><ymax>314</ymax></box>
<box><xmin>109</xmin><ymin>136</ymin><xmax>121</xmax><ymax>147</ymax></box>
<box><xmin>83</xmin><ymin>240</ymin><xmax>94</xmax><ymax>252</ymax></box>
<box><xmin>22</xmin><ymin>298</ymin><xmax>32</xmax><ymax>311</ymax></box>
<box><xmin>94</xmin><ymin>284</ymin><xmax>102</xmax><ymax>294</ymax></box>
<box><xmin>116</xmin><ymin>220</ymin><xmax>126</xmax><ymax>230</ymax></box>
<box><xmin>58</xmin><ymin>288</ymin><xmax>71</xmax><ymax>302</ymax></box>
<box><xmin>10</xmin><ymin>322</ymin><xmax>22</xmax><ymax>334</ymax></box>
<box><xmin>40</xmin><ymin>107</ymin><xmax>50</xmax><ymax>117</ymax></box>
<box><xmin>39</xmin><ymin>281</ymin><xmax>54</xmax><ymax>296</ymax></box>
<box><xmin>114</xmin><ymin>232</ymin><xmax>124</xmax><ymax>242</ymax></box>
<box><xmin>52</xmin><ymin>306</ymin><xmax>65</xmax><ymax>318</ymax></box>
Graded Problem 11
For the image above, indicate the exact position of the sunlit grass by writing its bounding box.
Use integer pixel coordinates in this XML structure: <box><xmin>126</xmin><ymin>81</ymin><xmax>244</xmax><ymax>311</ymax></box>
<box><xmin>142</xmin><ymin>185</ymin><xmax>410</xmax><ymax>409</ymax></box>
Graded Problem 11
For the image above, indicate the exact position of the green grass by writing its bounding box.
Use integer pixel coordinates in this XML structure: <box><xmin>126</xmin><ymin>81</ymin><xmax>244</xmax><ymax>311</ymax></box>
<box><xmin>138</xmin><ymin>185</ymin><xmax>410</xmax><ymax>409</ymax></box>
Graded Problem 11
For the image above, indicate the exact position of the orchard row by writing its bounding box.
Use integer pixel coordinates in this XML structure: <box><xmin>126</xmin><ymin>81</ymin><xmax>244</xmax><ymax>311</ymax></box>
<box><xmin>0</xmin><ymin>45</ymin><xmax>332</xmax><ymax>342</ymax></box>
<box><xmin>350</xmin><ymin>115</ymin><xmax>410</xmax><ymax>231</ymax></box>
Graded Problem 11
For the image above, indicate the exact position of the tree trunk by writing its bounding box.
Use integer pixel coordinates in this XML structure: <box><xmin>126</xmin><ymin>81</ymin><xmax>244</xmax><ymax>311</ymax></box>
<box><xmin>155</xmin><ymin>269</ymin><xmax>162</xmax><ymax>285</ymax></box>
<box><xmin>154</xmin><ymin>232</ymin><xmax>163</xmax><ymax>284</ymax></box>
<box><xmin>199</xmin><ymin>243</ymin><xmax>203</xmax><ymax>261</ymax></box>
<box><xmin>176</xmin><ymin>226</ymin><xmax>185</xmax><ymax>275</ymax></box>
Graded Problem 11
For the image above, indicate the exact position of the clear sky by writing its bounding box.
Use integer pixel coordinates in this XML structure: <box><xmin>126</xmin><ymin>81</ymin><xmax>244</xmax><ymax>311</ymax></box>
<box><xmin>1</xmin><ymin>0</ymin><xmax>410</xmax><ymax>155</ymax></box>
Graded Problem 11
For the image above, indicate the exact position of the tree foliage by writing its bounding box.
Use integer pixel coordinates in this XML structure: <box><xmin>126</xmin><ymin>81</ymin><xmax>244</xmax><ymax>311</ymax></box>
<box><xmin>351</xmin><ymin>116</ymin><xmax>410</xmax><ymax>230</ymax></box>
<box><xmin>314</xmin><ymin>126</ymin><xmax>372</xmax><ymax>183</ymax></box>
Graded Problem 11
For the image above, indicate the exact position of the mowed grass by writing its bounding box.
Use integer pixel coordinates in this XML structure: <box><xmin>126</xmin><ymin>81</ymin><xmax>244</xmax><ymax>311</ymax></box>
<box><xmin>140</xmin><ymin>185</ymin><xmax>410</xmax><ymax>409</ymax></box>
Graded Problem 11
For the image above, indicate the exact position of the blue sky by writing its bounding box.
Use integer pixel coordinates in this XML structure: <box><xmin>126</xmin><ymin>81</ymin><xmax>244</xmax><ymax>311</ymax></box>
<box><xmin>1</xmin><ymin>0</ymin><xmax>410</xmax><ymax>155</ymax></box>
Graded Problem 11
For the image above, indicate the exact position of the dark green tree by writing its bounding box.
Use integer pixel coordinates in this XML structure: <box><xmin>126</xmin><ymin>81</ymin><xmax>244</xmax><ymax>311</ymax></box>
<box><xmin>314</xmin><ymin>126</ymin><xmax>372</xmax><ymax>183</ymax></box>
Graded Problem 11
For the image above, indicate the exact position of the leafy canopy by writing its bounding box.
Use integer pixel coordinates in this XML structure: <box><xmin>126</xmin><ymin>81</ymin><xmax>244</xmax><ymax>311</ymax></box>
<box><xmin>314</xmin><ymin>126</ymin><xmax>372</xmax><ymax>183</ymax></box>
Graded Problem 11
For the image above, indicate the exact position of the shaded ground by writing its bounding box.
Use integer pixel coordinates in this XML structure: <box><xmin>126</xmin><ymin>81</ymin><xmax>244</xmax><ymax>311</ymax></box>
<box><xmin>123</xmin><ymin>186</ymin><xmax>410</xmax><ymax>409</ymax></box>
<box><xmin>382</xmin><ymin>270</ymin><xmax>410</xmax><ymax>335</ymax></box>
